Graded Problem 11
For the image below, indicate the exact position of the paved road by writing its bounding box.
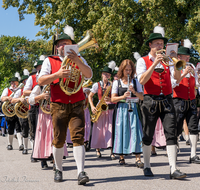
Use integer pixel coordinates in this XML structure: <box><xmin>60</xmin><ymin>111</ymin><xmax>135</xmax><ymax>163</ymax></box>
<box><xmin>0</xmin><ymin>135</ymin><xmax>200</xmax><ymax>190</ymax></box>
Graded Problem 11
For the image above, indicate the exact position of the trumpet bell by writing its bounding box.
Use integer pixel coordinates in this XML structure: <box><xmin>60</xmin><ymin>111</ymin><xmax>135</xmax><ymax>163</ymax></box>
<box><xmin>171</xmin><ymin>57</ymin><xmax>186</xmax><ymax>71</ymax></box>
<box><xmin>2</xmin><ymin>102</ymin><xmax>15</xmax><ymax>117</ymax></box>
<box><xmin>14</xmin><ymin>101</ymin><xmax>29</xmax><ymax>119</ymax></box>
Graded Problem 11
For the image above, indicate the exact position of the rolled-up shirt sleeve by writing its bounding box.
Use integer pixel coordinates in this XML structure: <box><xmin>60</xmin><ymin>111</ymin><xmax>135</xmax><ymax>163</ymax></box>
<box><xmin>136</xmin><ymin>57</ymin><xmax>147</xmax><ymax>83</ymax></box>
<box><xmin>90</xmin><ymin>82</ymin><xmax>99</xmax><ymax>94</ymax></box>
<box><xmin>24</xmin><ymin>76</ymin><xmax>33</xmax><ymax>91</ymax></box>
<box><xmin>1</xmin><ymin>88</ymin><xmax>9</xmax><ymax>100</ymax></box>
<box><xmin>29</xmin><ymin>86</ymin><xmax>41</xmax><ymax>105</ymax></box>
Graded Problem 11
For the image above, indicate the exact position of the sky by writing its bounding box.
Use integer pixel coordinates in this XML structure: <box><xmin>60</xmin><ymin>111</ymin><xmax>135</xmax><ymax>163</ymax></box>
<box><xmin>0</xmin><ymin>1</ymin><xmax>42</xmax><ymax>41</ymax></box>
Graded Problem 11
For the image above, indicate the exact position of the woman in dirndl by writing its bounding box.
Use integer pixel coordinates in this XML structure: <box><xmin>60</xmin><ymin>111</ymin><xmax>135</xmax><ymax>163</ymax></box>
<box><xmin>111</xmin><ymin>59</ymin><xmax>144</xmax><ymax>167</ymax></box>
<box><xmin>88</xmin><ymin>61</ymin><xmax>116</xmax><ymax>160</ymax></box>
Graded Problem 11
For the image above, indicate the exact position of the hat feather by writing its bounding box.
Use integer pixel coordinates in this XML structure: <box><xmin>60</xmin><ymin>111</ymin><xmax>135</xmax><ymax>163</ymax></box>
<box><xmin>114</xmin><ymin>66</ymin><xmax>119</xmax><ymax>71</ymax></box>
<box><xmin>108</xmin><ymin>61</ymin><xmax>116</xmax><ymax>71</ymax></box>
<box><xmin>133</xmin><ymin>52</ymin><xmax>141</xmax><ymax>61</ymax></box>
<box><xmin>64</xmin><ymin>25</ymin><xmax>75</xmax><ymax>40</ymax></box>
<box><xmin>39</xmin><ymin>55</ymin><xmax>46</xmax><ymax>61</ymax></box>
<box><xmin>184</xmin><ymin>39</ymin><xmax>192</xmax><ymax>49</ymax></box>
<box><xmin>15</xmin><ymin>72</ymin><xmax>21</xmax><ymax>81</ymax></box>
<box><xmin>153</xmin><ymin>24</ymin><xmax>165</xmax><ymax>37</ymax></box>
<box><xmin>23</xmin><ymin>69</ymin><xmax>29</xmax><ymax>76</ymax></box>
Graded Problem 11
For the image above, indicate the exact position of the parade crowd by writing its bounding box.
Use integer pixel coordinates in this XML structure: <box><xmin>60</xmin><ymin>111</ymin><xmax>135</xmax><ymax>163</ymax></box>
<box><xmin>0</xmin><ymin>24</ymin><xmax>200</xmax><ymax>185</ymax></box>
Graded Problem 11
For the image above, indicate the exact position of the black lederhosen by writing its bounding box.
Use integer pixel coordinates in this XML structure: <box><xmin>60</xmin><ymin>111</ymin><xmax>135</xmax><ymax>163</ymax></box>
<box><xmin>141</xmin><ymin>94</ymin><xmax>177</xmax><ymax>146</ymax></box>
<box><xmin>173</xmin><ymin>98</ymin><xmax>198</xmax><ymax>136</ymax></box>
<box><xmin>6</xmin><ymin>115</ymin><xmax>21</xmax><ymax>135</ymax></box>
<box><xmin>28</xmin><ymin>104</ymin><xmax>39</xmax><ymax>141</ymax></box>
<box><xmin>19</xmin><ymin>118</ymin><xmax>29</xmax><ymax>138</ymax></box>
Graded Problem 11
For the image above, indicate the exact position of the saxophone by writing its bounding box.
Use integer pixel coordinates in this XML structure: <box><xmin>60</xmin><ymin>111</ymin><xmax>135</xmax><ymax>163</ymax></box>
<box><xmin>91</xmin><ymin>82</ymin><xmax>112</xmax><ymax>123</ymax></box>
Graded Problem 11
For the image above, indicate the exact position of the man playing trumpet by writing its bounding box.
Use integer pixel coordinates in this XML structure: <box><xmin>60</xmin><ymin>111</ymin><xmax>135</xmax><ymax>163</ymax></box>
<box><xmin>172</xmin><ymin>39</ymin><xmax>200</xmax><ymax>164</ymax></box>
<box><xmin>136</xmin><ymin>24</ymin><xmax>186</xmax><ymax>179</ymax></box>
<box><xmin>38</xmin><ymin>25</ymin><xmax>92</xmax><ymax>184</ymax></box>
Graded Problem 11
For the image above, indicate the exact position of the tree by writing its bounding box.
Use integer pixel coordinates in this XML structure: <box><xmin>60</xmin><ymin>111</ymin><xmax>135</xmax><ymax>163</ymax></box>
<box><xmin>2</xmin><ymin>0</ymin><xmax>200</xmax><ymax>72</ymax></box>
<box><xmin>0</xmin><ymin>35</ymin><xmax>52</xmax><ymax>94</ymax></box>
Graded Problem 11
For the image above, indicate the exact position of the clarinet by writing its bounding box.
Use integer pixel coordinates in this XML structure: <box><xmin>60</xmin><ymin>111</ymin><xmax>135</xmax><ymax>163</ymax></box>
<box><xmin>127</xmin><ymin>74</ymin><xmax>133</xmax><ymax>112</ymax></box>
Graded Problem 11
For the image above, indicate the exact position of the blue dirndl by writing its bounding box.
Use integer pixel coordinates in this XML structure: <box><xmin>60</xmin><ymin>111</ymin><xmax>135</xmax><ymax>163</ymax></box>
<box><xmin>112</xmin><ymin>102</ymin><xmax>143</xmax><ymax>155</ymax></box>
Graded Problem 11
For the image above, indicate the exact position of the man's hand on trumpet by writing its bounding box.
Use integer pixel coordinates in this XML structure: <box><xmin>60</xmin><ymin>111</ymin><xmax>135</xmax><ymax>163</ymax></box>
<box><xmin>153</xmin><ymin>53</ymin><xmax>164</xmax><ymax>67</ymax></box>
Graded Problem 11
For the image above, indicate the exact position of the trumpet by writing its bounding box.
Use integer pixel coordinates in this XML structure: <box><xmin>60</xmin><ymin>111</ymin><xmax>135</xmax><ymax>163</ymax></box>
<box><xmin>156</xmin><ymin>49</ymin><xmax>186</xmax><ymax>71</ymax></box>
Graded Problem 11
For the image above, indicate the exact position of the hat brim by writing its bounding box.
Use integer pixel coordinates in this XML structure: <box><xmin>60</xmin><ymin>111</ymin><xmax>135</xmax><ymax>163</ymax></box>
<box><xmin>145</xmin><ymin>37</ymin><xmax>168</xmax><ymax>46</ymax></box>
<box><xmin>54</xmin><ymin>38</ymin><xmax>76</xmax><ymax>45</ymax></box>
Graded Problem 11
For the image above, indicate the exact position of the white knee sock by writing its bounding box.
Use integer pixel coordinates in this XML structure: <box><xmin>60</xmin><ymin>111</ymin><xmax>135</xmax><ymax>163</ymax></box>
<box><xmin>23</xmin><ymin>138</ymin><xmax>28</xmax><ymax>150</ymax></box>
<box><xmin>17</xmin><ymin>133</ymin><xmax>22</xmax><ymax>146</ymax></box>
<box><xmin>142</xmin><ymin>145</ymin><xmax>151</xmax><ymax>169</ymax></box>
<box><xmin>166</xmin><ymin>145</ymin><xmax>177</xmax><ymax>174</ymax></box>
<box><xmin>73</xmin><ymin>145</ymin><xmax>85</xmax><ymax>176</ymax></box>
<box><xmin>185</xmin><ymin>134</ymin><xmax>189</xmax><ymax>141</ymax></box>
<box><xmin>30</xmin><ymin>139</ymin><xmax>34</xmax><ymax>149</ymax></box>
<box><xmin>190</xmin><ymin>134</ymin><xmax>197</xmax><ymax>158</ymax></box>
<box><xmin>53</xmin><ymin>146</ymin><xmax>64</xmax><ymax>172</ymax></box>
<box><xmin>8</xmin><ymin>134</ymin><xmax>14</xmax><ymax>145</ymax></box>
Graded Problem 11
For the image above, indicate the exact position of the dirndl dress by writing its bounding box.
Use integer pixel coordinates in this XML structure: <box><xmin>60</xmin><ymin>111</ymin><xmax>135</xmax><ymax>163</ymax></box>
<box><xmin>112</xmin><ymin>101</ymin><xmax>143</xmax><ymax>154</ymax></box>
<box><xmin>33</xmin><ymin>108</ymin><xmax>68</xmax><ymax>159</ymax></box>
<box><xmin>151</xmin><ymin>118</ymin><xmax>166</xmax><ymax>147</ymax></box>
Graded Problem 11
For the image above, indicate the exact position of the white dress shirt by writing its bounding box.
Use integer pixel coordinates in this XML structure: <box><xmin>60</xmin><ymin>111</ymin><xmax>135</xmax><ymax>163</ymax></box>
<box><xmin>24</xmin><ymin>73</ymin><xmax>39</xmax><ymax>91</ymax></box>
<box><xmin>136</xmin><ymin>52</ymin><xmax>175</xmax><ymax>83</ymax></box>
<box><xmin>1</xmin><ymin>86</ymin><xmax>17</xmax><ymax>100</ymax></box>
<box><xmin>29</xmin><ymin>85</ymin><xmax>42</xmax><ymax>105</ymax></box>
<box><xmin>39</xmin><ymin>55</ymin><xmax>93</xmax><ymax>80</ymax></box>
<box><xmin>171</xmin><ymin>63</ymin><xmax>200</xmax><ymax>88</ymax></box>
<box><xmin>90</xmin><ymin>81</ymin><xmax>112</xmax><ymax>94</ymax></box>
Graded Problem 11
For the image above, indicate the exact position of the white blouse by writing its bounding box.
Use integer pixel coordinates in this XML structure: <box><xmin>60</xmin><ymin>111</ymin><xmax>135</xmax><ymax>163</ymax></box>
<box><xmin>112</xmin><ymin>78</ymin><xmax>143</xmax><ymax>94</ymax></box>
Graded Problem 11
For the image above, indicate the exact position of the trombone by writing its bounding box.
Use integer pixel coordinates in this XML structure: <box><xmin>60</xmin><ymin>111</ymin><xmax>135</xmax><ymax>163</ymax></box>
<box><xmin>156</xmin><ymin>49</ymin><xmax>186</xmax><ymax>71</ymax></box>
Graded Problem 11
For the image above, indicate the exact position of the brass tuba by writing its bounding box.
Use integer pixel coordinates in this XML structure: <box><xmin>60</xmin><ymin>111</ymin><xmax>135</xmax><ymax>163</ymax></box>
<box><xmin>14</xmin><ymin>95</ymin><xmax>29</xmax><ymax>119</ymax></box>
<box><xmin>39</xmin><ymin>84</ymin><xmax>51</xmax><ymax>114</ymax></box>
<box><xmin>91</xmin><ymin>82</ymin><xmax>112</xmax><ymax>123</ymax></box>
<box><xmin>59</xmin><ymin>31</ymin><xmax>98</xmax><ymax>96</ymax></box>
<box><xmin>2</xmin><ymin>83</ymin><xmax>24</xmax><ymax>117</ymax></box>
<box><xmin>156</xmin><ymin>49</ymin><xmax>186</xmax><ymax>71</ymax></box>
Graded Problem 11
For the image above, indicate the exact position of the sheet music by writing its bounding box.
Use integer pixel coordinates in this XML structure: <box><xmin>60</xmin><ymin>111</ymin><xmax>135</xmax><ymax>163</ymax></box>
<box><xmin>166</xmin><ymin>43</ymin><xmax>179</xmax><ymax>56</ymax></box>
<box><xmin>64</xmin><ymin>45</ymin><xmax>79</xmax><ymax>56</ymax></box>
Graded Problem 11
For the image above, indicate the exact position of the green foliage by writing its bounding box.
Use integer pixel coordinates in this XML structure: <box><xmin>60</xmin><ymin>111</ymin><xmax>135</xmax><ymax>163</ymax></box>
<box><xmin>2</xmin><ymin>0</ymin><xmax>200</xmax><ymax>80</ymax></box>
<box><xmin>0</xmin><ymin>35</ymin><xmax>52</xmax><ymax>94</ymax></box>
<box><xmin>0</xmin><ymin>77</ymin><xmax>10</xmax><ymax>96</ymax></box>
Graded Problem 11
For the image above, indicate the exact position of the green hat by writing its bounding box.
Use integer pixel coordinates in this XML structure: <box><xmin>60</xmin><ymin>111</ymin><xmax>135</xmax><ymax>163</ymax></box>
<box><xmin>145</xmin><ymin>33</ymin><xmax>168</xmax><ymax>46</ymax></box>
<box><xmin>101</xmin><ymin>61</ymin><xmax>116</xmax><ymax>74</ymax></box>
<box><xmin>178</xmin><ymin>46</ymin><xmax>191</xmax><ymax>55</ymax></box>
<box><xmin>9</xmin><ymin>77</ymin><xmax>19</xmax><ymax>82</ymax></box>
<box><xmin>102</xmin><ymin>66</ymin><xmax>113</xmax><ymax>74</ymax></box>
<box><xmin>34</xmin><ymin>60</ymin><xmax>43</xmax><ymax>68</ymax></box>
<box><xmin>20</xmin><ymin>75</ymin><xmax>29</xmax><ymax>83</ymax></box>
<box><xmin>54</xmin><ymin>33</ymin><xmax>76</xmax><ymax>45</ymax></box>
<box><xmin>34</xmin><ymin>55</ymin><xmax>46</xmax><ymax>68</ymax></box>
